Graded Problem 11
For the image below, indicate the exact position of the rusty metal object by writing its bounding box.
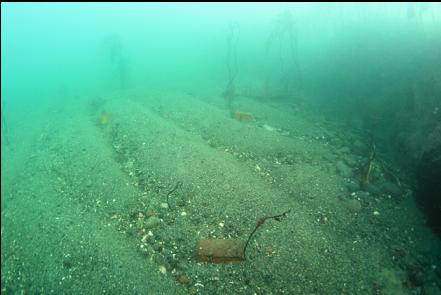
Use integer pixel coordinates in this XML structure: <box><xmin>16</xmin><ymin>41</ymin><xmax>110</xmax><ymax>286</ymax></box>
<box><xmin>196</xmin><ymin>210</ymin><xmax>290</xmax><ymax>264</ymax></box>
<box><xmin>232</xmin><ymin>111</ymin><xmax>254</xmax><ymax>122</ymax></box>
<box><xmin>196</xmin><ymin>239</ymin><xmax>245</xmax><ymax>263</ymax></box>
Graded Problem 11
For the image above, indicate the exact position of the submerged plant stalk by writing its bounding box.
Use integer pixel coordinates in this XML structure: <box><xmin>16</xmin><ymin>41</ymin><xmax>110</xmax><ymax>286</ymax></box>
<box><xmin>243</xmin><ymin>209</ymin><xmax>291</xmax><ymax>259</ymax></box>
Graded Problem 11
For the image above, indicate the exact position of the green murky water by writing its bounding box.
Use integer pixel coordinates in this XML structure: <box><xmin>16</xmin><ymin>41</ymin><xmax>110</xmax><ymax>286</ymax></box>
<box><xmin>2</xmin><ymin>3</ymin><xmax>441</xmax><ymax>294</ymax></box>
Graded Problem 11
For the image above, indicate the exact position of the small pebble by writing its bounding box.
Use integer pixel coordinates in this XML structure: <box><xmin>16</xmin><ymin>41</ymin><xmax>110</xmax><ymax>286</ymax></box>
<box><xmin>159</xmin><ymin>266</ymin><xmax>167</xmax><ymax>274</ymax></box>
<box><xmin>178</xmin><ymin>275</ymin><xmax>189</xmax><ymax>284</ymax></box>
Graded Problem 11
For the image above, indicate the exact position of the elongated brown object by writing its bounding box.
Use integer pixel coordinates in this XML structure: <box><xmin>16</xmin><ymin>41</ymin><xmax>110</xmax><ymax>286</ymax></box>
<box><xmin>196</xmin><ymin>239</ymin><xmax>245</xmax><ymax>263</ymax></box>
<box><xmin>361</xmin><ymin>144</ymin><xmax>376</xmax><ymax>187</ymax></box>
<box><xmin>196</xmin><ymin>210</ymin><xmax>290</xmax><ymax>263</ymax></box>
<box><xmin>232</xmin><ymin>111</ymin><xmax>254</xmax><ymax>122</ymax></box>
<box><xmin>242</xmin><ymin>209</ymin><xmax>291</xmax><ymax>258</ymax></box>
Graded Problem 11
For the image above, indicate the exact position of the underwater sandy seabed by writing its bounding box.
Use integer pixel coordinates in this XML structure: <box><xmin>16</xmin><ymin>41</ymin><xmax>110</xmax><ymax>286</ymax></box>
<box><xmin>1</xmin><ymin>87</ymin><xmax>441</xmax><ymax>294</ymax></box>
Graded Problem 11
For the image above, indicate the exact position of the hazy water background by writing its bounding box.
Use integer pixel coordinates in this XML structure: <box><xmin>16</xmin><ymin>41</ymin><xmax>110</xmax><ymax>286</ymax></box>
<box><xmin>3</xmin><ymin>3</ymin><xmax>440</xmax><ymax>139</ymax></box>
<box><xmin>2</xmin><ymin>3</ymin><xmax>441</xmax><ymax>294</ymax></box>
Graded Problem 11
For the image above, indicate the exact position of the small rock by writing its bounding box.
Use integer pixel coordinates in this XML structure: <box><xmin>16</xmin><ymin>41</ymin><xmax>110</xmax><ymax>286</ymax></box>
<box><xmin>346</xmin><ymin>180</ymin><xmax>360</xmax><ymax>192</ymax></box>
<box><xmin>362</xmin><ymin>183</ymin><xmax>381</xmax><ymax>195</ymax></box>
<box><xmin>262</xmin><ymin>124</ymin><xmax>276</xmax><ymax>132</ymax></box>
<box><xmin>352</xmin><ymin>140</ymin><xmax>367</xmax><ymax>153</ymax></box>
<box><xmin>344</xmin><ymin>157</ymin><xmax>357</xmax><ymax>168</ymax></box>
<box><xmin>380</xmin><ymin>182</ymin><xmax>401</xmax><ymax>198</ymax></box>
<box><xmin>423</xmin><ymin>284</ymin><xmax>440</xmax><ymax>295</ymax></box>
<box><xmin>146</xmin><ymin>209</ymin><xmax>157</xmax><ymax>217</ymax></box>
<box><xmin>407</xmin><ymin>265</ymin><xmax>425</xmax><ymax>287</ymax></box>
<box><xmin>337</xmin><ymin>146</ymin><xmax>351</xmax><ymax>154</ymax></box>
<box><xmin>177</xmin><ymin>275</ymin><xmax>189</xmax><ymax>284</ymax></box>
<box><xmin>357</xmin><ymin>191</ymin><xmax>371</xmax><ymax>199</ymax></box>
<box><xmin>159</xmin><ymin>265</ymin><xmax>167</xmax><ymax>274</ymax></box>
<box><xmin>346</xmin><ymin>199</ymin><xmax>362</xmax><ymax>213</ymax></box>
<box><xmin>145</xmin><ymin>216</ymin><xmax>161</xmax><ymax>228</ymax></box>
<box><xmin>336</xmin><ymin>160</ymin><xmax>352</xmax><ymax>178</ymax></box>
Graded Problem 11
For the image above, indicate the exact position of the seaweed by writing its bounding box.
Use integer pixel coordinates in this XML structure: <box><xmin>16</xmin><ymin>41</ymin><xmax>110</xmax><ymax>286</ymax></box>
<box><xmin>223</xmin><ymin>22</ymin><xmax>239</xmax><ymax>111</ymax></box>
<box><xmin>243</xmin><ymin>209</ymin><xmax>291</xmax><ymax>259</ymax></box>
<box><xmin>265</xmin><ymin>10</ymin><xmax>302</xmax><ymax>97</ymax></box>
<box><xmin>105</xmin><ymin>35</ymin><xmax>129</xmax><ymax>90</ymax></box>
<box><xmin>361</xmin><ymin>143</ymin><xmax>376</xmax><ymax>188</ymax></box>
<box><xmin>196</xmin><ymin>209</ymin><xmax>290</xmax><ymax>263</ymax></box>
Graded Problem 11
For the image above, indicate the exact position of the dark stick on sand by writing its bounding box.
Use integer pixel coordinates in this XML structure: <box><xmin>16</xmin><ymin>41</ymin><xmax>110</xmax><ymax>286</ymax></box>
<box><xmin>243</xmin><ymin>209</ymin><xmax>291</xmax><ymax>259</ymax></box>
<box><xmin>166</xmin><ymin>181</ymin><xmax>183</xmax><ymax>209</ymax></box>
